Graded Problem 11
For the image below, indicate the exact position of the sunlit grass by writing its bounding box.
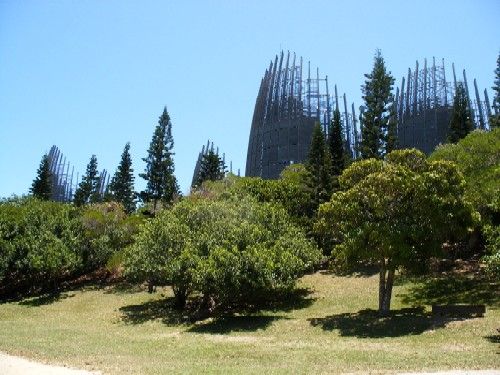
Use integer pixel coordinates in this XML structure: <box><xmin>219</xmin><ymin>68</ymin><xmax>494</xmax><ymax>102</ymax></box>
<box><xmin>0</xmin><ymin>271</ymin><xmax>498</xmax><ymax>374</ymax></box>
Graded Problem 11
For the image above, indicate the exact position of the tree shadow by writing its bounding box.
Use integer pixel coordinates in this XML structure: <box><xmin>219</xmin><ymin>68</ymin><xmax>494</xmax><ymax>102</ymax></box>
<box><xmin>119</xmin><ymin>297</ymin><xmax>190</xmax><ymax>326</ymax></box>
<box><xmin>18</xmin><ymin>291</ymin><xmax>76</xmax><ymax>307</ymax></box>
<box><xmin>308</xmin><ymin>307</ymin><xmax>478</xmax><ymax>338</ymax></box>
<box><xmin>119</xmin><ymin>287</ymin><xmax>315</xmax><ymax>332</ymax></box>
<box><xmin>399</xmin><ymin>274</ymin><xmax>499</xmax><ymax>307</ymax></box>
<box><xmin>187</xmin><ymin>315</ymin><xmax>285</xmax><ymax>334</ymax></box>
<box><xmin>484</xmin><ymin>334</ymin><xmax>500</xmax><ymax>344</ymax></box>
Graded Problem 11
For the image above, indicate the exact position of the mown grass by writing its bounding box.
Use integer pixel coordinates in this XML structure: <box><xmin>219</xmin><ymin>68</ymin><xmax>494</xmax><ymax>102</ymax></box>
<box><xmin>0</xmin><ymin>270</ymin><xmax>498</xmax><ymax>374</ymax></box>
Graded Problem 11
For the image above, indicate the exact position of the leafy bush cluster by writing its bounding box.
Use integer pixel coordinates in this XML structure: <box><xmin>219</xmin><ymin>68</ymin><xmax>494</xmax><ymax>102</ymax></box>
<box><xmin>431</xmin><ymin>129</ymin><xmax>500</xmax><ymax>274</ymax></box>
<box><xmin>0</xmin><ymin>198</ymin><xmax>142</xmax><ymax>294</ymax></box>
<box><xmin>124</xmin><ymin>195</ymin><xmax>321</xmax><ymax>310</ymax></box>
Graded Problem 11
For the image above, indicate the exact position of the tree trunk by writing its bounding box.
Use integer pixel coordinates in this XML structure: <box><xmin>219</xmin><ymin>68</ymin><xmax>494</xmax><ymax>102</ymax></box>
<box><xmin>378</xmin><ymin>259</ymin><xmax>395</xmax><ymax>316</ymax></box>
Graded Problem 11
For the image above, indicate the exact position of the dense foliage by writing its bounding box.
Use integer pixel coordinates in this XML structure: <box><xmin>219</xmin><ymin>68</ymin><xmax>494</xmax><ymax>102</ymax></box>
<box><xmin>315</xmin><ymin>149</ymin><xmax>475</xmax><ymax>314</ymax></box>
<box><xmin>431</xmin><ymin>129</ymin><xmax>500</xmax><ymax>275</ymax></box>
<box><xmin>123</xmin><ymin>194</ymin><xmax>321</xmax><ymax>310</ymax></box>
<box><xmin>0</xmin><ymin>198</ymin><xmax>143</xmax><ymax>295</ymax></box>
<box><xmin>430</xmin><ymin>129</ymin><xmax>500</xmax><ymax>224</ymax></box>
<box><xmin>0</xmin><ymin>198</ymin><xmax>80</xmax><ymax>291</ymax></box>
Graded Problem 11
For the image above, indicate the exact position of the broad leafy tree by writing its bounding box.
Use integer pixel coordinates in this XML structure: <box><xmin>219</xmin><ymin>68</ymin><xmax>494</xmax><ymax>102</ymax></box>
<box><xmin>360</xmin><ymin>50</ymin><xmax>395</xmax><ymax>159</ymax></box>
<box><xmin>316</xmin><ymin>149</ymin><xmax>474</xmax><ymax>315</ymax></box>
<box><xmin>109</xmin><ymin>142</ymin><xmax>136</xmax><ymax>213</ymax></box>
<box><xmin>74</xmin><ymin>155</ymin><xmax>100</xmax><ymax>206</ymax></box>
<box><xmin>194</xmin><ymin>150</ymin><xmax>226</xmax><ymax>188</ymax></box>
<box><xmin>30</xmin><ymin>154</ymin><xmax>52</xmax><ymax>200</ymax></box>
<box><xmin>448</xmin><ymin>82</ymin><xmax>474</xmax><ymax>143</ymax></box>
<box><xmin>140</xmin><ymin>107</ymin><xmax>179</xmax><ymax>211</ymax></box>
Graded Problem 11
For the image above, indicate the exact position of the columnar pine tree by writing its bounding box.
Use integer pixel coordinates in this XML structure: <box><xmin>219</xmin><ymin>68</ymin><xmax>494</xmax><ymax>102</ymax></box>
<box><xmin>194</xmin><ymin>150</ymin><xmax>226</xmax><ymax>188</ymax></box>
<box><xmin>307</xmin><ymin>122</ymin><xmax>332</xmax><ymax>208</ymax></box>
<box><xmin>327</xmin><ymin>109</ymin><xmax>345</xmax><ymax>176</ymax></box>
<box><xmin>109</xmin><ymin>142</ymin><xmax>136</xmax><ymax>213</ymax></box>
<box><xmin>385</xmin><ymin>102</ymin><xmax>398</xmax><ymax>154</ymax></box>
<box><xmin>448</xmin><ymin>83</ymin><xmax>474</xmax><ymax>143</ymax></box>
<box><xmin>74</xmin><ymin>155</ymin><xmax>100</xmax><ymax>206</ymax></box>
<box><xmin>30</xmin><ymin>154</ymin><xmax>53</xmax><ymax>200</ymax></box>
<box><xmin>490</xmin><ymin>52</ymin><xmax>500</xmax><ymax>129</ymax></box>
<box><xmin>140</xmin><ymin>107</ymin><xmax>179</xmax><ymax>211</ymax></box>
<box><xmin>360</xmin><ymin>50</ymin><xmax>395</xmax><ymax>159</ymax></box>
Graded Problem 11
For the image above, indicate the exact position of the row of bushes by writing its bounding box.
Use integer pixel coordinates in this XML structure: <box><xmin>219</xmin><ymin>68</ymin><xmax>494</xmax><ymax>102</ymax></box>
<box><xmin>0</xmin><ymin>198</ymin><xmax>142</xmax><ymax>294</ymax></box>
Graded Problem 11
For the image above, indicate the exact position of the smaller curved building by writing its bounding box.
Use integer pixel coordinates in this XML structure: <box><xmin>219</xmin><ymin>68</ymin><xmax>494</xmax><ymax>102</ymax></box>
<box><xmin>395</xmin><ymin>58</ymin><xmax>492</xmax><ymax>154</ymax></box>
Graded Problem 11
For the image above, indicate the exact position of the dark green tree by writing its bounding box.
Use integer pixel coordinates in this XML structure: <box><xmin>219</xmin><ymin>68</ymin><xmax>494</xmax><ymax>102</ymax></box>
<box><xmin>490</xmin><ymin>52</ymin><xmax>500</xmax><ymax>129</ymax></box>
<box><xmin>307</xmin><ymin>122</ymin><xmax>332</xmax><ymax>208</ymax></box>
<box><xmin>327</xmin><ymin>109</ymin><xmax>345</xmax><ymax>176</ymax></box>
<box><xmin>385</xmin><ymin>102</ymin><xmax>398</xmax><ymax>154</ymax></box>
<box><xmin>360</xmin><ymin>50</ymin><xmax>395</xmax><ymax>159</ymax></box>
<box><xmin>30</xmin><ymin>154</ymin><xmax>52</xmax><ymax>200</ymax></box>
<box><xmin>74</xmin><ymin>155</ymin><xmax>100</xmax><ymax>206</ymax></box>
<box><xmin>140</xmin><ymin>107</ymin><xmax>179</xmax><ymax>211</ymax></box>
<box><xmin>448</xmin><ymin>83</ymin><xmax>474</xmax><ymax>143</ymax></box>
<box><xmin>194</xmin><ymin>150</ymin><xmax>226</xmax><ymax>188</ymax></box>
<box><xmin>108</xmin><ymin>142</ymin><xmax>136</xmax><ymax>213</ymax></box>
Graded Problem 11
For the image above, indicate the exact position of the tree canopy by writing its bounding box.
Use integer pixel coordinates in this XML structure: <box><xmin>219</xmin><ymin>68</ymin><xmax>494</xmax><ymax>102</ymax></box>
<box><xmin>315</xmin><ymin>149</ymin><xmax>475</xmax><ymax>315</ymax></box>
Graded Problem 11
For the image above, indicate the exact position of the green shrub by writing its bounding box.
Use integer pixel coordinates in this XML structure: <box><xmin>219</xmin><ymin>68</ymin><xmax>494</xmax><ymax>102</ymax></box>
<box><xmin>79</xmin><ymin>202</ymin><xmax>143</xmax><ymax>271</ymax></box>
<box><xmin>123</xmin><ymin>195</ymin><xmax>321</xmax><ymax>310</ymax></box>
<box><xmin>0</xmin><ymin>198</ymin><xmax>81</xmax><ymax>291</ymax></box>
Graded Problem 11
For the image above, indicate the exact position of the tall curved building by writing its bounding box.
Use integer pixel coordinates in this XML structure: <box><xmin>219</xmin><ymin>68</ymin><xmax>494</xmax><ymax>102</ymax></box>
<box><xmin>245</xmin><ymin>51</ymin><xmax>357</xmax><ymax>179</ymax></box>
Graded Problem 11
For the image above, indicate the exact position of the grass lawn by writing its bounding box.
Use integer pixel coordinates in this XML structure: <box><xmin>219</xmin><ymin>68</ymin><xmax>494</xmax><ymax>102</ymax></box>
<box><xmin>0</xmin><ymin>270</ymin><xmax>498</xmax><ymax>374</ymax></box>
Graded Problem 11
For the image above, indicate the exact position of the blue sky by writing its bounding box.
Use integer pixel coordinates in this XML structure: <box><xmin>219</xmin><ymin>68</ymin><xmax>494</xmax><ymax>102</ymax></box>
<box><xmin>1</xmin><ymin>0</ymin><xmax>499</xmax><ymax>197</ymax></box>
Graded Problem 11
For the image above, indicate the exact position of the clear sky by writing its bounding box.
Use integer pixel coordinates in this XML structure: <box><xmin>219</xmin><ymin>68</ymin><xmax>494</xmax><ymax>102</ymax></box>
<box><xmin>1</xmin><ymin>0</ymin><xmax>499</xmax><ymax>198</ymax></box>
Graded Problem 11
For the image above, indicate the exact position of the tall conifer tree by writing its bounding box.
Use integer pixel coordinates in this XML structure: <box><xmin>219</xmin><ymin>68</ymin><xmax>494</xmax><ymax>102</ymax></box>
<box><xmin>109</xmin><ymin>142</ymin><xmax>136</xmax><ymax>213</ymax></box>
<box><xmin>307</xmin><ymin>123</ymin><xmax>332</xmax><ymax>208</ymax></box>
<box><xmin>140</xmin><ymin>107</ymin><xmax>179</xmax><ymax>211</ymax></box>
<box><xmin>490</xmin><ymin>52</ymin><xmax>500</xmax><ymax>129</ymax></box>
<box><xmin>194</xmin><ymin>150</ymin><xmax>226</xmax><ymax>188</ymax></box>
<box><xmin>448</xmin><ymin>83</ymin><xmax>474</xmax><ymax>143</ymax></box>
<box><xmin>74</xmin><ymin>155</ymin><xmax>100</xmax><ymax>206</ymax></box>
<box><xmin>360</xmin><ymin>50</ymin><xmax>395</xmax><ymax>159</ymax></box>
<box><xmin>30</xmin><ymin>154</ymin><xmax>53</xmax><ymax>200</ymax></box>
<box><xmin>328</xmin><ymin>109</ymin><xmax>345</xmax><ymax>176</ymax></box>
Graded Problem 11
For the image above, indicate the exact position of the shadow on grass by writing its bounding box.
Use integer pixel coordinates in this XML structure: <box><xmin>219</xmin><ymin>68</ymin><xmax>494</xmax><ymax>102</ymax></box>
<box><xmin>120</xmin><ymin>297</ymin><xmax>189</xmax><ymax>326</ymax></box>
<box><xmin>484</xmin><ymin>334</ymin><xmax>500</xmax><ymax>344</ymax></box>
<box><xmin>18</xmin><ymin>291</ymin><xmax>76</xmax><ymax>306</ymax></box>
<box><xmin>187</xmin><ymin>315</ymin><xmax>285</xmax><ymax>334</ymax></box>
<box><xmin>399</xmin><ymin>274</ymin><xmax>499</xmax><ymax>307</ymax></box>
<box><xmin>309</xmin><ymin>307</ymin><xmax>478</xmax><ymax>338</ymax></box>
<box><xmin>119</xmin><ymin>287</ymin><xmax>315</xmax><ymax>332</ymax></box>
